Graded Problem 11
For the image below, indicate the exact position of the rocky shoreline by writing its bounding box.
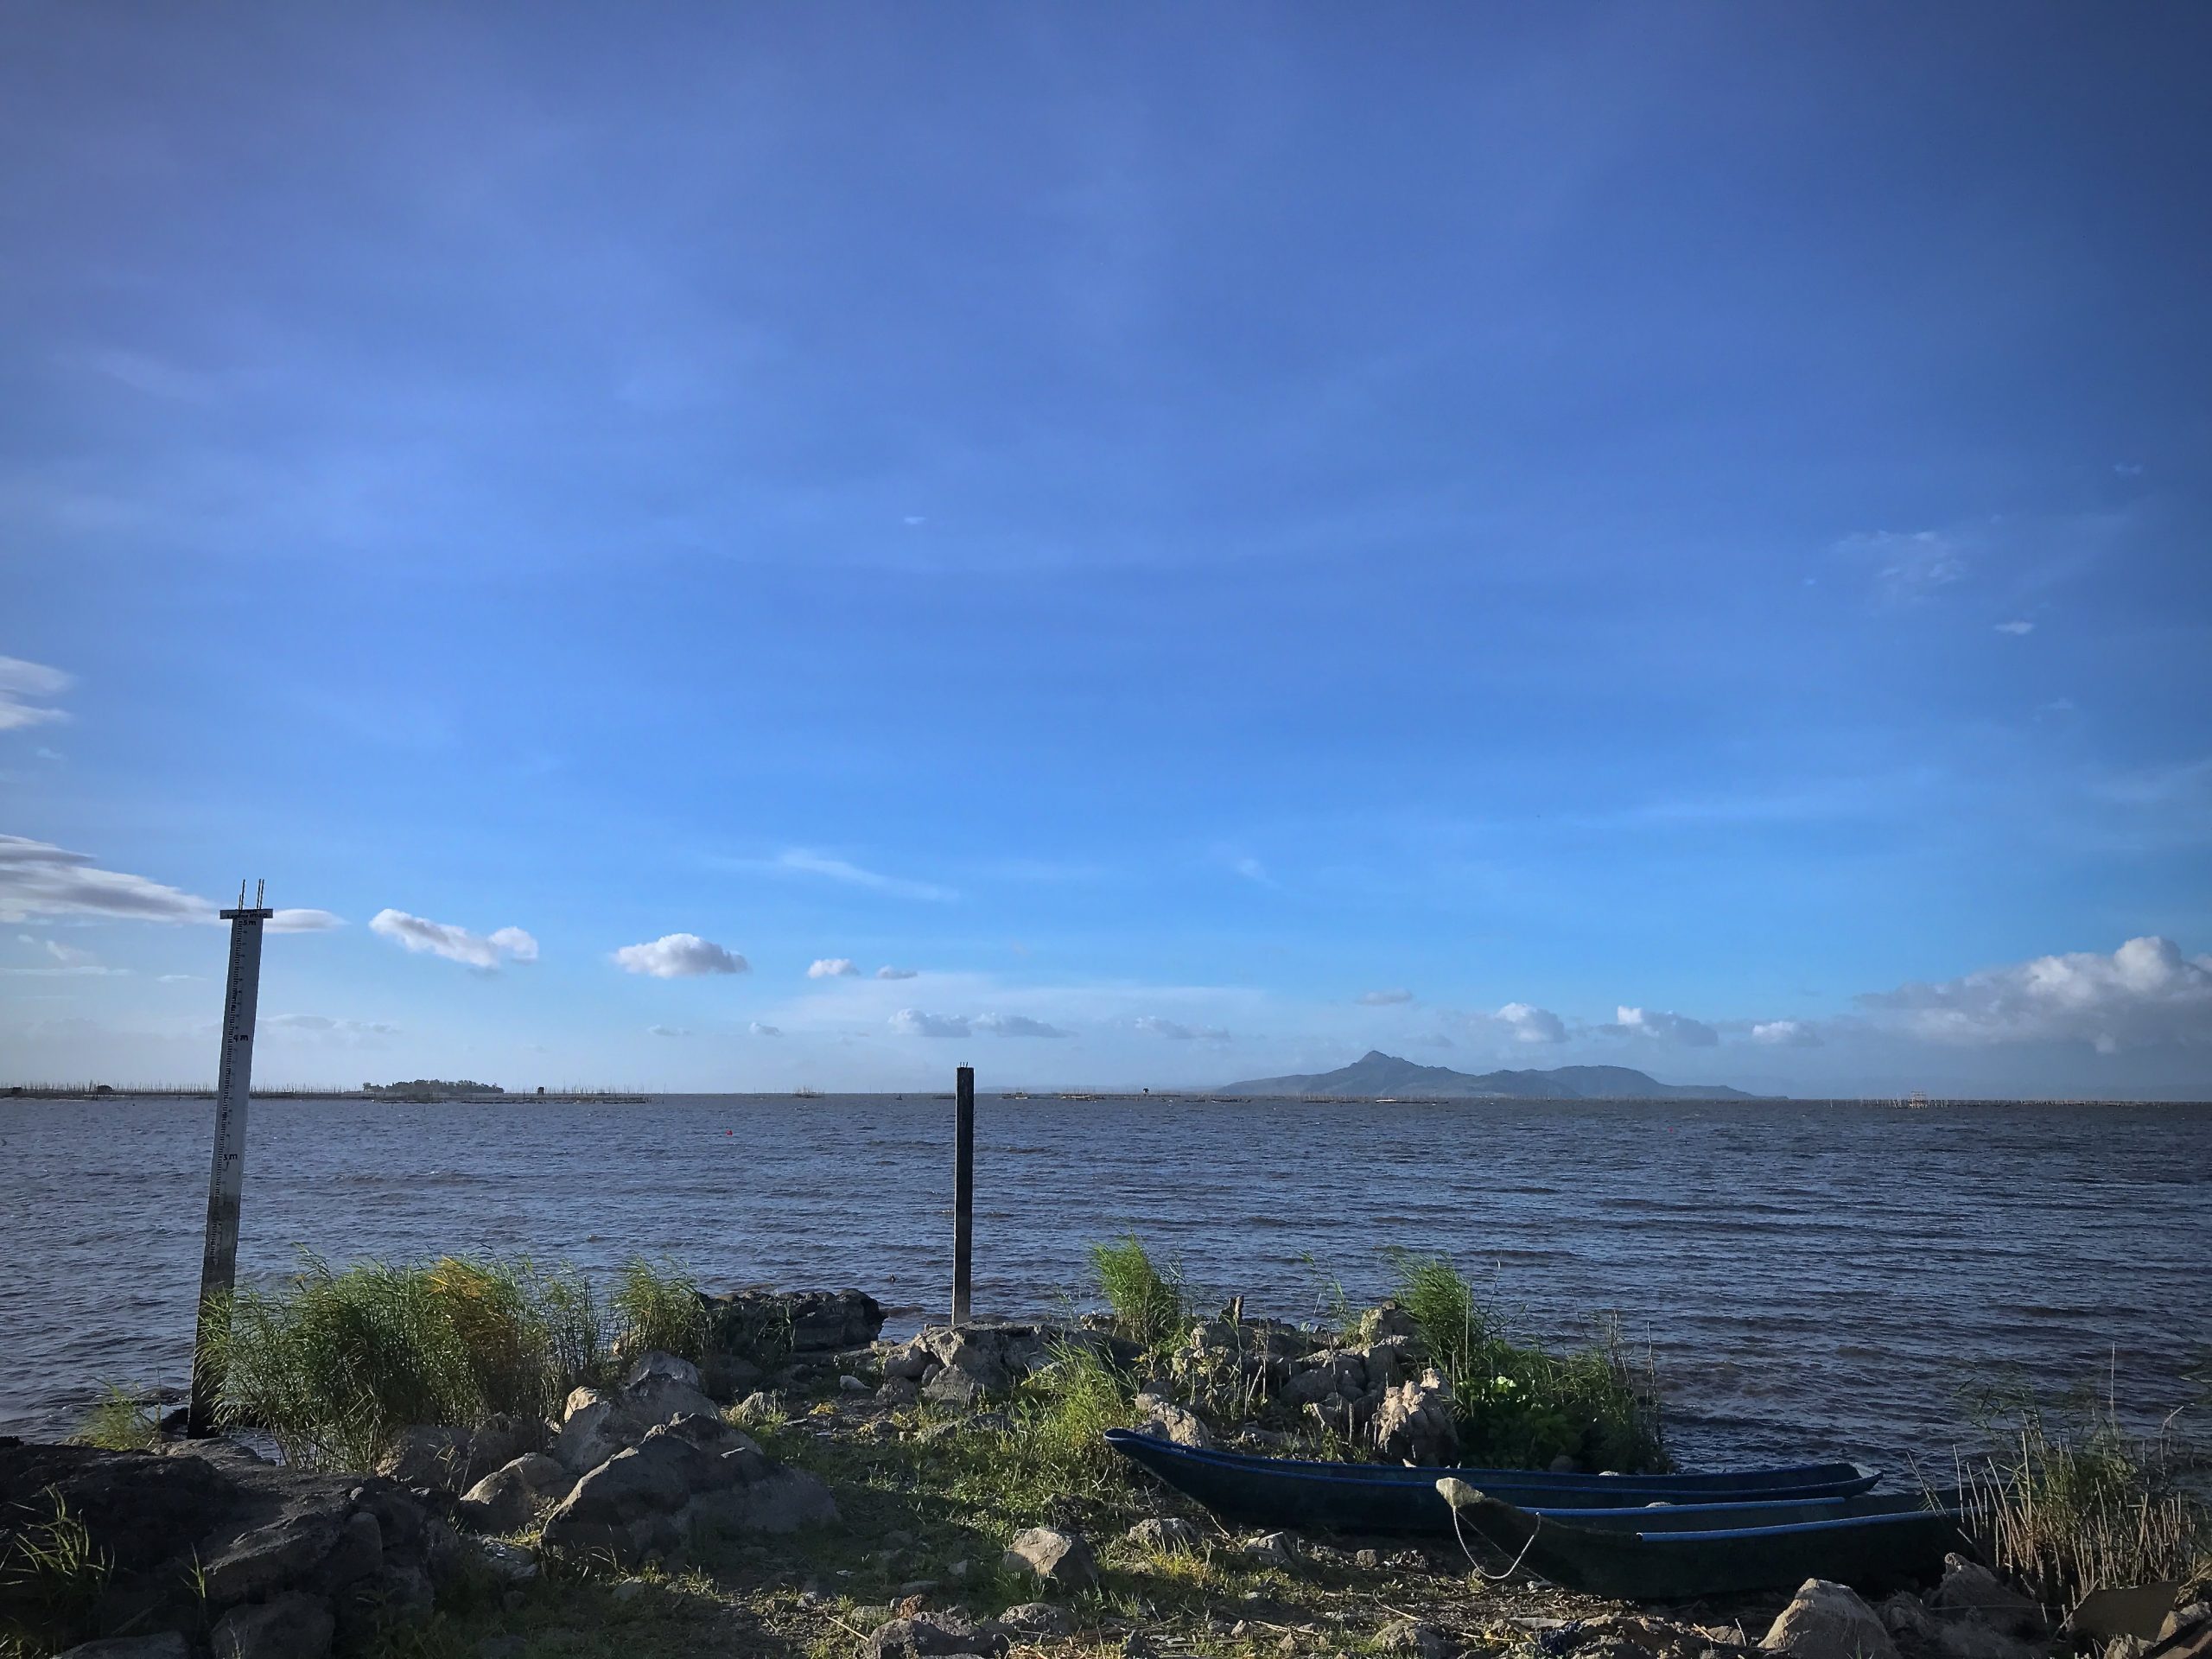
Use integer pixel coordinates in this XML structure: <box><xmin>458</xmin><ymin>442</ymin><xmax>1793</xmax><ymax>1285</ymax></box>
<box><xmin>3</xmin><ymin>1287</ymin><xmax>2203</xmax><ymax>1659</ymax></box>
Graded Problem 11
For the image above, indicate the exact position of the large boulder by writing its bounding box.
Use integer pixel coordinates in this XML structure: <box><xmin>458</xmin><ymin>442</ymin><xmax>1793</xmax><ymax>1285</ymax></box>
<box><xmin>549</xmin><ymin>1357</ymin><xmax>728</xmax><ymax>1475</ymax></box>
<box><xmin>538</xmin><ymin>1418</ymin><xmax>831</xmax><ymax>1567</ymax></box>
<box><xmin>455</xmin><ymin>1453</ymin><xmax>575</xmax><ymax>1532</ymax></box>
<box><xmin>1132</xmin><ymin>1392</ymin><xmax>1214</xmax><ymax>1449</ymax></box>
<box><xmin>1762</xmin><ymin>1579</ymin><xmax>1899</xmax><ymax>1659</ymax></box>
<box><xmin>209</xmin><ymin>1592</ymin><xmax>335</xmax><ymax>1659</ymax></box>
<box><xmin>373</xmin><ymin>1416</ymin><xmax>534</xmax><ymax>1492</ymax></box>
<box><xmin>1370</xmin><ymin>1367</ymin><xmax>1459</xmax><ymax>1465</ymax></box>
<box><xmin>868</xmin><ymin>1611</ymin><xmax>1009</xmax><ymax>1659</ymax></box>
<box><xmin>1929</xmin><ymin>1555</ymin><xmax>2046</xmax><ymax>1639</ymax></box>
<box><xmin>0</xmin><ymin>1440</ymin><xmax>447</xmax><ymax>1657</ymax></box>
<box><xmin>703</xmin><ymin>1288</ymin><xmax>885</xmax><ymax>1360</ymax></box>
<box><xmin>1003</xmin><ymin>1527</ymin><xmax>1098</xmax><ymax>1592</ymax></box>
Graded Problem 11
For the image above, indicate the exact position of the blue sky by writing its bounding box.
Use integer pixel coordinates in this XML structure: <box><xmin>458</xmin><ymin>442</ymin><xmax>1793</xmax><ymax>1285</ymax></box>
<box><xmin>3</xmin><ymin>4</ymin><xmax>2209</xmax><ymax>1096</ymax></box>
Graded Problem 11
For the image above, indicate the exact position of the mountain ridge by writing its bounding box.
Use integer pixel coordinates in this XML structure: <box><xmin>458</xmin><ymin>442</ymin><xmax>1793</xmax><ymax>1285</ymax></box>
<box><xmin>1216</xmin><ymin>1049</ymin><xmax>1765</xmax><ymax>1100</ymax></box>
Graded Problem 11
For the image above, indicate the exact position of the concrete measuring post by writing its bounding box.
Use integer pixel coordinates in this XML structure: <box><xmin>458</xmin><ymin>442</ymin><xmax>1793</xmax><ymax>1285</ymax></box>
<box><xmin>952</xmin><ymin>1065</ymin><xmax>975</xmax><ymax>1327</ymax></box>
<box><xmin>186</xmin><ymin>881</ymin><xmax>273</xmax><ymax>1438</ymax></box>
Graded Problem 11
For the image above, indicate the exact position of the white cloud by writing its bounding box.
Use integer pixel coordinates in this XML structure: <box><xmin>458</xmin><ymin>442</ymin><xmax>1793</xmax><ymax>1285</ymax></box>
<box><xmin>0</xmin><ymin>835</ymin><xmax>214</xmax><ymax>923</ymax></box>
<box><xmin>890</xmin><ymin>1008</ymin><xmax>969</xmax><ymax>1039</ymax></box>
<box><xmin>749</xmin><ymin>1021</ymin><xmax>781</xmax><ymax>1037</ymax></box>
<box><xmin>613</xmin><ymin>932</ymin><xmax>747</xmax><ymax>977</ymax></box>
<box><xmin>1836</xmin><ymin>530</ymin><xmax>1966</xmax><ymax>601</ymax></box>
<box><xmin>808</xmin><ymin>957</ymin><xmax>859</xmax><ymax>979</ymax></box>
<box><xmin>371</xmin><ymin>908</ymin><xmax>539</xmax><ymax>969</ymax></box>
<box><xmin>1231</xmin><ymin>855</ymin><xmax>1272</xmax><ymax>885</ymax></box>
<box><xmin>1859</xmin><ymin>936</ymin><xmax>2212</xmax><ymax>1052</ymax></box>
<box><xmin>876</xmin><ymin>965</ymin><xmax>918</xmax><ymax>980</ymax></box>
<box><xmin>770</xmin><ymin>849</ymin><xmax>957</xmax><ymax>903</ymax></box>
<box><xmin>0</xmin><ymin>657</ymin><xmax>72</xmax><ymax>732</ymax></box>
<box><xmin>1135</xmin><ymin>1015</ymin><xmax>1231</xmax><ymax>1041</ymax></box>
<box><xmin>976</xmin><ymin>1013</ymin><xmax>1071</xmax><ymax>1039</ymax></box>
<box><xmin>270</xmin><ymin>908</ymin><xmax>345</xmax><ymax>932</ymax></box>
<box><xmin>1358</xmin><ymin>988</ymin><xmax>1414</xmax><ymax>1006</ymax></box>
<box><xmin>1496</xmin><ymin>1001</ymin><xmax>1567</xmax><ymax>1044</ymax></box>
<box><xmin>647</xmin><ymin>1024</ymin><xmax>690</xmax><ymax>1038</ymax></box>
<box><xmin>265</xmin><ymin>1014</ymin><xmax>398</xmax><ymax>1039</ymax></box>
<box><xmin>1751</xmin><ymin>1020</ymin><xmax>1822</xmax><ymax>1047</ymax></box>
<box><xmin>1995</xmin><ymin>620</ymin><xmax>2035</xmax><ymax>636</ymax></box>
<box><xmin>43</xmin><ymin>938</ymin><xmax>95</xmax><ymax>967</ymax></box>
<box><xmin>1612</xmin><ymin>1006</ymin><xmax>1720</xmax><ymax>1046</ymax></box>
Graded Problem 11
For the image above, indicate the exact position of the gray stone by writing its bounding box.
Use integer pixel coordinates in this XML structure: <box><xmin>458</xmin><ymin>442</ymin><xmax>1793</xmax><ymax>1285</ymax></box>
<box><xmin>620</xmin><ymin>1351</ymin><xmax>704</xmax><ymax>1393</ymax></box>
<box><xmin>876</xmin><ymin>1377</ymin><xmax>921</xmax><ymax>1407</ymax></box>
<box><xmin>467</xmin><ymin>1538</ymin><xmax>539</xmax><ymax>1585</ymax></box>
<box><xmin>1132</xmin><ymin>1393</ymin><xmax>1214</xmax><ymax>1449</ymax></box>
<box><xmin>1930</xmin><ymin>1555</ymin><xmax>2045</xmax><ymax>1638</ymax></box>
<box><xmin>1378</xmin><ymin>1620</ymin><xmax>1452</xmax><ymax>1659</ymax></box>
<box><xmin>992</xmin><ymin>1604</ymin><xmax>1075</xmax><ymax>1638</ymax></box>
<box><xmin>200</xmin><ymin>1512</ymin><xmax>345</xmax><ymax>1606</ymax></box>
<box><xmin>1126</xmin><ymin>1517</ymin><xmax>1203</xmax><ymax>1551</ymax></box>
<box><xmin>54</xmin><ymin>1639</ymin><xmax>192</xmax><ymax>1659</ymax></box>
<box><xmin>456</xmin><ymin>1453</ymin><xmax>574</xmax><ymax>1532</ymax></box>
<box><xmin>1003</xmin><ymin>1525</ymin><xmax>1099</xmax><ymax>1590</ymax></box>
<box><xmin>619</xmin><ymin>1370</ymin><xmax>725</xmax><ymax>1430</ymax></box>
<box><xmin>881</xmin><ymin>1338</ymin><xmax>934</xmax><ymax>1381</ymax></box>
<box><xmin>1370</xmin><ymin>1367</ymin><xmax>1459</xmax><ymax>1466</ymax></box>
<box><xmin>538</xmin><ymin>1435</ymin><xmax>700</xmax><ymax>1567</ymax></box>
<box><xmin>549</xmin><ymin>1389</ymin><xmax>632</xmax><ymax>1474</ymax></box>
<box><xmin>868</xmin><ymin>1612</ymin><xmax>1009</xmax><ymax>1659</ymax></box>
<box><xmin>211</xmin><ymin>1592</ymin><xmax>336</xmax><ymax>1659</ymax></box>
<box><xmin>1761</xmin><ymin>1579</ymin><xmax>1899</xmax><ymax>1659</ymax></box>
<box><xmin>841</xmin><ymin>1374</ymin><xmax>870</xmax><ymax>1393</ymax></box>
<box><xmin>696</xmin><ymin>1465</ymin><xmax>839</xmax><ymax>1534</ymax></box>
<box><xmin>1243</xmin><ymin>1530</ymin><xmax>1300</xmax><ymax>1569</ymax></box>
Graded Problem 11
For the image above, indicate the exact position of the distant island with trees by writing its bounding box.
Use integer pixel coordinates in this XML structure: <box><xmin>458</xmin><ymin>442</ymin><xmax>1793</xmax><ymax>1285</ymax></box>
<box><xmin>1217</xmin><ymin>1050</ymin><xmax>1765</xmax><ymax>1100</ymax></box>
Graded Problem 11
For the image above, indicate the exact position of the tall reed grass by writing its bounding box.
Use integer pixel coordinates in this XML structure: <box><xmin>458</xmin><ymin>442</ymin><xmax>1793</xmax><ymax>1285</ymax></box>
<box><xmin>1088</xmin><ymin>1235</ymin><xmax>1188</xmax><ymax>1349</ymax></box>
<box><xmin>1956</xmin><ymin>1384</ymin><xmax>2209</xmax><ymax>1612</ymax></box>
<box><xmin>201</xmin><ymin>1250</ymin><xmax>702</xmax><ymax>1471</ymax></box>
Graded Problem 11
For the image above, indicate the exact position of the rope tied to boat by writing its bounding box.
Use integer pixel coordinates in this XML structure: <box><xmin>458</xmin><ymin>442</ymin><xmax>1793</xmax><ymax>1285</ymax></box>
<box><xmin>1435</xmin><ymin>1478</ymin><xmax>1552</xmax><ymax>1585</ymax></box>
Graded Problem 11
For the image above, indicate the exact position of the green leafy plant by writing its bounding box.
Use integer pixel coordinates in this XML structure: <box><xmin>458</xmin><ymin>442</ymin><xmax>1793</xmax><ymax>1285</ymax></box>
<box><xmin>73</xmin><ymin>1384</ymin><xmax>161</xmax><ymax>1452</ymax></box>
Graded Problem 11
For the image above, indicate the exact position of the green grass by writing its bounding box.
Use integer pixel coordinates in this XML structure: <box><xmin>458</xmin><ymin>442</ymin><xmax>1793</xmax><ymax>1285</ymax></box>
<box><xmin>1387</xmin><ymin>1251</ymin><xmax>1667</xmax><ymax>1472</ymax></box>
<box><xmin>200</xmin><ymin>1251</ymin><xmax>707</xmax><ymax>1471</ymax></box>
<box><xmin>0</xmin><ymin>1489</ymin><xmax>111</xmax><ymax>1657</ymax></box>
<box><xmin>611</xmin><ymin>1257</ymin><xmax>709</xmax><ymax>1364</ymax></box>
<box><xmin>1089</xmin><ymin>1234</ymin><xmax>1187</xmax><ymax>1349</ymax></box>
<box><xmin>1958</xmin><ymin>1382</ymin><xmax>2210</xmax><ymax>1612</ymax></box>
<box><xmin>73</xmin><ymin>1383</ymin><xmax>162</xmax><ymax>1452</ymax></box>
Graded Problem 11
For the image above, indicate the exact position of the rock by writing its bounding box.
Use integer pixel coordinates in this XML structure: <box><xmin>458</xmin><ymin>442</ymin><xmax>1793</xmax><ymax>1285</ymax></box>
<box><xmin>1362</xmin><ymin>1301</ymin><xmax>1421</xmax><ymax>1342</ymax></box>
<box><xmin>1243</xmin><ymin>1531</ymin><xmax>1300</xmax><ymax>1569</ymax></box>
<box><xmin>1283</xmin><ymin>1352</ymin><xmax>1368</xmax><ymax>1408</ymax></box>
<box><xmin>918</xmin><ymin>1330</ymin><xmax>1014</xmax><ymax>1404</ymax></box>
<box><xmin>54</xmin><ymin>1640</ymin><xmax>193</xmax><ymax>1659</ymax></box>
<box><xmin>621</xmin><ymin>1351</ymin><xmax>703</xmax><ymax>1392</ymax></box>
<box><xmin>1132</xmin><ymin>1394</ymin><xmax>1215</xmax><ymax>1449</ymax></box>
<box><xmin>1003</xmin><ymin>1526</ymin><xmax>1099</xmax><ymax>1591</ymax></box>
<box><xmin>1927</xmin><ymin>1618</ymin><xmax>2040</xmax><ymax>1659</ymax></box>
<box><xmin>373</xmin><ymin>1419</ymin><xmax>532</xmax><ymax>1491</ymax></box>
<box><xmin>467</xmin><ymin>1540</ymin><xmax>540</xmax><ymax>1585</ymax></box>
<box><xmin>706</xmin><ymin>1288</ymin><xmax>887</xmax><ymax>1359</ymax></box>
<box><xmin>699</xmin><ymin>1465</ymin><xmax>838</xmax><ymax>1534</ymax></box>
<box><xmin>876</xmin><ymin>1377</ymin><xmax>920</xmax><ymax>1407</ymax></box>
<box><xmin>1378</xmin><ymin>1620</ymin><xmax>1452</xmax><ymax>1659</ymax></box>
<box><xmin>1126</xmin><ymin>1517</ymin><xmax>1203</xmax><ymax>1551</ymax></box>
<box><xmin>619</xmin><ymin>1368</ymin><xmax>725</xmax><ymax>1431</ymax></box>
<box><xmin>733</xmin><ymin>1390</ymin><xmax>790</xmax><ymax>1424</ymax></box>
<box><xmin>696</xmin><ymin>1352</ymin><xmax>764</xmax><ymax>1400</ymax></box>
<box><xmin>1761</xmin><ymin>1580</ymin><xmax>1898</xmax><ymax>1659</ymax></box>
<box><xmin>549</xmin><ymin>1389</ymin><xmax>632</xmax><ymax>1474</ymax></box>
<box><xmin>1929</xmin><ymin>1556</ymin><xmax>2045</xmax><ymax>1639</ymax></box>
<box><xmin>210</xmin><ymin>1592</ymin><xmax>336</xmax><ymax>1659</ymax></box>
<box><xmin>200</xmin><ymin>1513</ymin><xmax>347</xmax><ymax>1606</ymax></box>
<box><xmin>1363</xmin><ymin>1338</ymin><xmax>1414</xmax><ymax>1391</ymax></box>
<box><xmin>1370</xmin><ymin>1367</ymin><xmax>1459</xmax><ymax>1466</ymax></box>
<box><xmin>455</xmin><ymin>1453</ymin><xmax>574</xmax><ymax>1532</ymax></box>
<box><xmin>1354</xmin><ymin>1548</ymin><xmax>1381</xmax><ymax>1568</ymax></box>
<box><xmin>1240</xmin><ymin>1427</ymin><xmax>1295</xmax><ymax>1451</ymax></box>
<box><xmin>882</xmin><ymin>1338</ymin><xmax>934</xmax><ymax>1381</ymax></box>
<box><xmin>1879</xmin><ymin>1593</ymin><xmax>1941</xmax><ymax>1643</ymax></box>
<box><xmin>991</xmin><ymin>1603</ymin><xmax>1074</xmax><ymax>1638</ymax></box>
<box><xmin>2068</xmin><ymin>1586</ymin><xmax>2186</xmax><ymax>1645</ymax></box>
<box><xmin>868</xmin><ymin>1611</ymin><xmax>1009</xmax><ymax>1659</ymax></box>
<box><xmin>538</xmin><ymin>1435</ymin><xmax>701</xmax><ymax>1567</ymax></box>
<box><xmin>840</xmin><ymin>1373</ymin><xmax>869</xmax><ymax>1392</ymax></box>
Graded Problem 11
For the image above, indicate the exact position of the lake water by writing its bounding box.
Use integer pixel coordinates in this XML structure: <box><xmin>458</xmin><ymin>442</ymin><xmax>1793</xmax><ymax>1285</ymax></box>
<box><xmin>3</xmin><ymin>1093</ymin><xmax>2206</xmax><ymax>1471</ymax></box>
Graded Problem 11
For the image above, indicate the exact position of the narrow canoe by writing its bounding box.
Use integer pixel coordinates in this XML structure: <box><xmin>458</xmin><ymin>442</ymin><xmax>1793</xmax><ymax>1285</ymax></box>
<box><xmin>1441</xmin><ymin>1484</ymin><xmax>1970</xmax><ymax>1600</ymax></box>
<box><xmin>1104</xmin><ymin>1430</ymin><xmax>1883</xmax><ymax>1527</ymax></box>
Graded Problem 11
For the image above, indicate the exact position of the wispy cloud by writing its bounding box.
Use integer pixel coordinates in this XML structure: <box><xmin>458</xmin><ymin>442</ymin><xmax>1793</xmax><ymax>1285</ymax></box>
<box><xmin>976</xmin><ymin>1013</ymin><xmax>1071</xmax><ymax>1039</ymax></box>
<box><xmin>807</xmin><ymin>957</ymin><xmax>859</xmax><ymax>979</ymax></box>
<box><xmin>875</xmin><ymin>965</ymin><xmax>918</xmax><ymax>980</ymax></box>
<box><xmin>749</xmin><ymin>1021</ymin><xmax>781</xmax><ymax>1037</ymax></box>
<box><xmin>266</xmin><ymin>1013</ymin><xmax>399</xmax><ymax>1039</ymax></box>
<box><xmin>0</xmin><ymin>835</ymin><xmax>213</xmax><ymax>923</ymax></box>
<box><xmin>371</xmin><ymin>908</ymin><xmax>538</xmax><ymax>969</ymax></box>
<box><xmin>1835</xmin><ymin>529</ymin><xmax>1967</xmax><ymax>602</ymax></box>
<box><xmin>1609</xmin><ymin>1005</ymin><xmax>1719</xmax><ymax>1046</ymax></box>
<box><xmin>647</xmin><ymin>1024</ymin><xmax>690</xmax><ymax>1038</ymax></box>
<box><xmin>270</xmin><ymin>908</ymin><xmax>345</xmax><ymax>932</ymax></box>
<box><xmin>0</xmin><ymin>657</ymin><xmax>72</xmax><ymax>732</ymax></box>
<box><xmin>614</xmin><ymin>932</ymin><xmax>747</xmax><ymax>977</ymax></box>
<box><xmin>769</xmin><ymin>849</ymin><xmax>957</xmax><ymax>903</ymax></box>
<box><xmin>1751</xmin><ymin>1019</ymin><xmax>1821</xmax><ymax>1047</ymax></box>
<box><xmin>1230</xmin><ymin>855</ymin><xmax>1272</xmax><ymax>886</ymax></box>
<box><xmin>890</xmin><ymin>1008</ymin><xmax>969</xmax><ymax>1039</ymax></box>
<box><xmin>1135</xmin><ymin>1015</ymin><xmax>1230</xmax><ymax>1041</ymax></box>
<box><xmin>1357</xmin><ymin>988</ymin><xmax>1414</xmax><ymax>1006</ymax></box>
<box><xmin>1994</xmin><ymin>620</ymin><xmax>2035</xmax><ymax>636</ymax></box>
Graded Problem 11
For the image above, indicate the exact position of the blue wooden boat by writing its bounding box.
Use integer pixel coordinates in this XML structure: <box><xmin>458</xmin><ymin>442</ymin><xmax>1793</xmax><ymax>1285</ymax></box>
<box><xmin>1435</xmin><ymin>1481</ymin><xmax>1969</xmax><ymax>1600</ymax></box>
<box><xmin>1103</xmin><ymin>1430</ymin><xmax>1882</xmax><ymax>1522</ymax></box>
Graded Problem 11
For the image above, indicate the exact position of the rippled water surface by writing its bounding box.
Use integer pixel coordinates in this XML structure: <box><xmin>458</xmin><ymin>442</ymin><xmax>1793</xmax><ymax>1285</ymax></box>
<box><xmin>3</xmin><ymin>1093</ymin><xmax>2206</xmax><ymax>1467</ymax></box>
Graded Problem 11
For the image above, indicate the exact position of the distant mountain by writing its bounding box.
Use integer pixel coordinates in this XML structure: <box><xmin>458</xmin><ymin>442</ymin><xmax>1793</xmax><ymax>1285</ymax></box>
<box><xmin>1216</xmin><ymin>1050</ymin><xmax>1765</xmax><ymax>1101</ymax></box>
